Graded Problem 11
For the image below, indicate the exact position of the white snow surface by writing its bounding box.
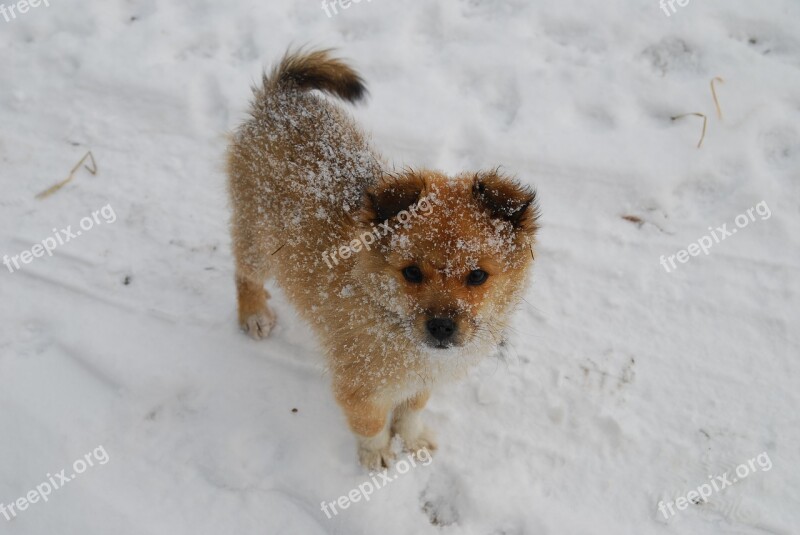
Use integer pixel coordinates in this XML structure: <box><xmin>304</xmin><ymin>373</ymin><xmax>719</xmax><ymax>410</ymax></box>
<box><xmin>1</xmin><ymin>1</ymin><xmax>799</xmax><ymax>534</ymax></box>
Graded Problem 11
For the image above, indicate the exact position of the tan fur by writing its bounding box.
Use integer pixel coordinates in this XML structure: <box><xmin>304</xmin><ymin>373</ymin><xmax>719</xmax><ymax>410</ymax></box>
<box><xmin>227</xmin><ymin>49</ymin><xmax>539</xmax><ymax>469</ymax></box>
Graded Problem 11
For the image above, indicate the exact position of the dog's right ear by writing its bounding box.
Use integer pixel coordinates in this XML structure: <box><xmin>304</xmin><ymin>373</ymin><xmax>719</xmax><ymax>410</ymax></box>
<box><xmin>359</xmin><ymin>172</ymin><xmax>427</xmax><ymax>224</ymax></box>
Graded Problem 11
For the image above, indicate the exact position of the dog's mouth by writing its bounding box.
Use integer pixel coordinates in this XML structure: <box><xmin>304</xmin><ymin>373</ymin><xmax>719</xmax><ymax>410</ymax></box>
<box><xmin>423</xmin><ymin>331</ymin><xmax>468</xmax><ymax>350</ymax></box>
<box><xmin>427</xmin><ymin>339</ymin><xmax>456</xmax><ymax>350</ymax></box>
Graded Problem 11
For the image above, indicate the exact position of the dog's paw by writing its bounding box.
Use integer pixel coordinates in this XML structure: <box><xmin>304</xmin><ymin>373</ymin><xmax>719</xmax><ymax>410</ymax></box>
<box><xmin>241</xmin><ymin>309</ymin><xmax>276</xmax><ymax>340</ymax></box>
<box><xmin>401</xmin><ymin>426</ymin><xmax>438</xmax><ymax>457</ymax></box>
<box><xmin>358</xmin><ymin>443</ymin><xmax>396</xmax><ymax>471</ymax></box>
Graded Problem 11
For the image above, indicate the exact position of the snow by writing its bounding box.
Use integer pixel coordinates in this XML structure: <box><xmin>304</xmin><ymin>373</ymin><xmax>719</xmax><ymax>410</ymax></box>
<box><xmin>1</xmin><ymin>0</ymin><xmax>799</xmax><ymax>533</ymax></box>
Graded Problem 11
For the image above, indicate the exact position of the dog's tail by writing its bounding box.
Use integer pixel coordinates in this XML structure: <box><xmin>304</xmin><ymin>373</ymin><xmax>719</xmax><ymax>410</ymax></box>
<box><xmin>261</xmin><ymin>48</ymin><xmax>367</xmax><ymax>104</ymax></box>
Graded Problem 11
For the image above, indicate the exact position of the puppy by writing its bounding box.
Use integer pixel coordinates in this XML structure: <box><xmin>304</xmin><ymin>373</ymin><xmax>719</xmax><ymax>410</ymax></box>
<box><xmin>227</xmin><ymin>49</ymin><xmax>539</xmax><ymax>469</ymax></box>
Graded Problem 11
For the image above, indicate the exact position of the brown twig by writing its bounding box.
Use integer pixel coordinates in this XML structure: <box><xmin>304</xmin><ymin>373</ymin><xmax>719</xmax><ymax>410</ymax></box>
<box><xmin>622</xmin><ymin>215</ymin><xmax>644</xmax><ymax>228</ymax></box>
<box><xmin>36</xmin><ymin>151</ymin><xmax>97</xmax><ymax>199</ymax></box>
<box><xmin>711</xmin><ymin>77</ymin><xmax>725</xmax><ymax>120</ymax></box>
<box><xmin>671</xmin><ymin>112</ymin><xmax>708</xmax><ymax>149</ymax></box>
<box><xmin>271</xmin><ymin>242</ymin><xmax>287</xmax><ymax>255</ymax></box>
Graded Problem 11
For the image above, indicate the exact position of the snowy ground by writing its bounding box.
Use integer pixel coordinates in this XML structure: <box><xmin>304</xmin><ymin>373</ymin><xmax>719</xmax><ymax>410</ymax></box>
<box><xmin>1</xmin><ymin>1</ymin><xmax>799</xmax><ymax>534</ymax></box>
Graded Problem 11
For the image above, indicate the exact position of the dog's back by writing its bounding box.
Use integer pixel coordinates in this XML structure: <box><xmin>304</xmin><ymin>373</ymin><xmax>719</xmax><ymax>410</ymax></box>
<box><xmin>226</xmin><ymin>50</ymin><xmax>382</xmax><ymax>337</ymax></box>
<box><xmin>227</xmin><ymin>50</ymin><xmax>383</xmax><ymax>313</ymax></box>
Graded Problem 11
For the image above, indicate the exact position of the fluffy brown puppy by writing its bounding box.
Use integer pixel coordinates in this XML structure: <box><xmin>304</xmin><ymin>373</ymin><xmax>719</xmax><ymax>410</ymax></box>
<box><xmin>227</xmin><ymin>49</ymin><xmax>539</xmax><ymax>469</ymax></box>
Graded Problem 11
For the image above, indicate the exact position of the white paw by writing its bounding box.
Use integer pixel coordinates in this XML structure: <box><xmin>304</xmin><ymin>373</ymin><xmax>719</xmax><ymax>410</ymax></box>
<box><xmin>357</xmin><ymin>429</ymin><xmax>395</xmax><ymax>470</ymax></box>
<box><xmin>358</xmin><ymin>443</ymin><xmax>396</xmax><ymax>471</ymax></box>
<box><xmin>400</xmin><ymin>426</ymin><xmax>438</xmax><ymax>457</ymax></box>
<box><xmin>241</xmin><ymin>309</ymin><xmax>276</xmax><ymax>340</ymax></box>
<box><xmin>392</xmin><ymin>408</ymin><xmax>437</xmax><ymax>455</ymax></box>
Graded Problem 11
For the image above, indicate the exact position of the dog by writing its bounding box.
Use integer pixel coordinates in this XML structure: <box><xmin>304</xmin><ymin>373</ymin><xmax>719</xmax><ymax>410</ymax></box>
<box><xmin>226</xmin><ymin>49</ymin><xmax>539</xmax><ymax>469</ymax></box>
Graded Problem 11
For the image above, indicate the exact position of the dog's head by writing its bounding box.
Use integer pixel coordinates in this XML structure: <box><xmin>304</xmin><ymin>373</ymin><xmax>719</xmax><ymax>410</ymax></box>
<box><xmin>353</xmin><ymin>169</ymin><xmax>539</xmax><ymax>352</ymax></box>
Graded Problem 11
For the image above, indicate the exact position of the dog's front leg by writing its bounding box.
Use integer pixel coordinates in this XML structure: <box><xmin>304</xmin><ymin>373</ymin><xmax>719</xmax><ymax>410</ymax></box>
<box><xmin>392</xmin><ymin>391</ymin><xmax>437</xmax><ymax>456</ymax></box>
<box><xmin>336</xmin><ymin>391</ymin><xmax>395</xmax><ymax>470</ymax></box>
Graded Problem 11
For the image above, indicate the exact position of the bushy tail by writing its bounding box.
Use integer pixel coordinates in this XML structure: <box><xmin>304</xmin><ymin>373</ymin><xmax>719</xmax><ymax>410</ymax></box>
<box><xmin>264</xmin><ymin>48</ymin><xmax>367</xmax><ymax>103</ymax></box>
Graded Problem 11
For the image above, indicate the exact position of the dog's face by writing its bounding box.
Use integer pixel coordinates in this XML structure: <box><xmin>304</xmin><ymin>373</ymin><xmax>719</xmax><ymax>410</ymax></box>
<box><xmin>354</xmin><ymin>170</ymin><xmax>539</xmax><ymax>352</ymax></box>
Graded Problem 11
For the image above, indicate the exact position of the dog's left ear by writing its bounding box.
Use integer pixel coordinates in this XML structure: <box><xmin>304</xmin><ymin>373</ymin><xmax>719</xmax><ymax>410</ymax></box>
<box><xmin>360</xmin><ymin>172</ymin><xmax>426</xmax><ymax>224</ymax></box>
<box><xmin>472</xmin><ymin>171</ymin><xmax>539</xmax><ymax>234</ymax></box>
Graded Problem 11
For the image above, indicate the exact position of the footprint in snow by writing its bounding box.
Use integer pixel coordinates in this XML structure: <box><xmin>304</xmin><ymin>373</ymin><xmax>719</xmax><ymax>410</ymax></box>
<box><xmin>761</xmin><ymin>126</ymin><xmax>800</xmax><ymax>173</ymax></box>
<box><xmin>640</xmin><ymin>37</ymin><xmax>703</xmax><ymax>76</ymax></box>
<box><xmin>420</xmin><ymin>469</ymin><xmax>460</xmax><ymax>527</ymax></box>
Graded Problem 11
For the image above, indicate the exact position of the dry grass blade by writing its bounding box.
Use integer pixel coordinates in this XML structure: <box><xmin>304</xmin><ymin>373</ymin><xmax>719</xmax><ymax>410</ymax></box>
<box><xmin>671</xmin><ymin>112</ymin><xmax>708</xmax><ymax>148</ymax></box>
<box><xmin>622</xmin><ymin>215</ymin><xmax>644</xmax><ymax>227</ymax></box>
<box><xmin>711</xmin><ymin>77</ymin><xmax>725</xmax><ymax>120</ymax></box>
<box><xmin>36</xmin><ymin>151</ymin><xmax>97</xmax><ymax>199</ymax></box>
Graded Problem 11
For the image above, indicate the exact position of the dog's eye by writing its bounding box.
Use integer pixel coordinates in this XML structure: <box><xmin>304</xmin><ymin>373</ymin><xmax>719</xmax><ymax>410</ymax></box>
<box><xmin>402</xmin><ymin>266</ymin><xmax>423</xmax><ymax>283</ymax></box>
<box><xmin>467</xmin><ymin>269</ymin><xmax>488</xmax><ymax>286</ymax></box>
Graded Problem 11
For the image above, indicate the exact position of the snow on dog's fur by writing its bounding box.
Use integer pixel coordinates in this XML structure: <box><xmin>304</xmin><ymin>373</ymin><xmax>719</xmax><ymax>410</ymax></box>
<box><xmin>227</xmin><ymin>48</ymin><xmax>539</xmax><ymax>469</ymax></box>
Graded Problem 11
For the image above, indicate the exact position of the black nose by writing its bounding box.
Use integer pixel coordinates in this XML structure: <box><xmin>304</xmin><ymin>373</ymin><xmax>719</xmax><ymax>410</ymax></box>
<box><xmin>426</xmin><ymin>318</ymin><xmax>457</xmax><ymax>342</ymax></box>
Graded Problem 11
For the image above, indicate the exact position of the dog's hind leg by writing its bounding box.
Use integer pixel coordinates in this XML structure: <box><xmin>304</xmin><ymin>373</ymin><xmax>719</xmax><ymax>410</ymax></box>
<box><xmin>230</xmin><ymin>210</ymin><xmax>278</xmax><ymax>340</ymax></box>
<box><xmin>235</xmin><ymin>270</ymin><xmax>276</xmax><ymax>340</ymax></box>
